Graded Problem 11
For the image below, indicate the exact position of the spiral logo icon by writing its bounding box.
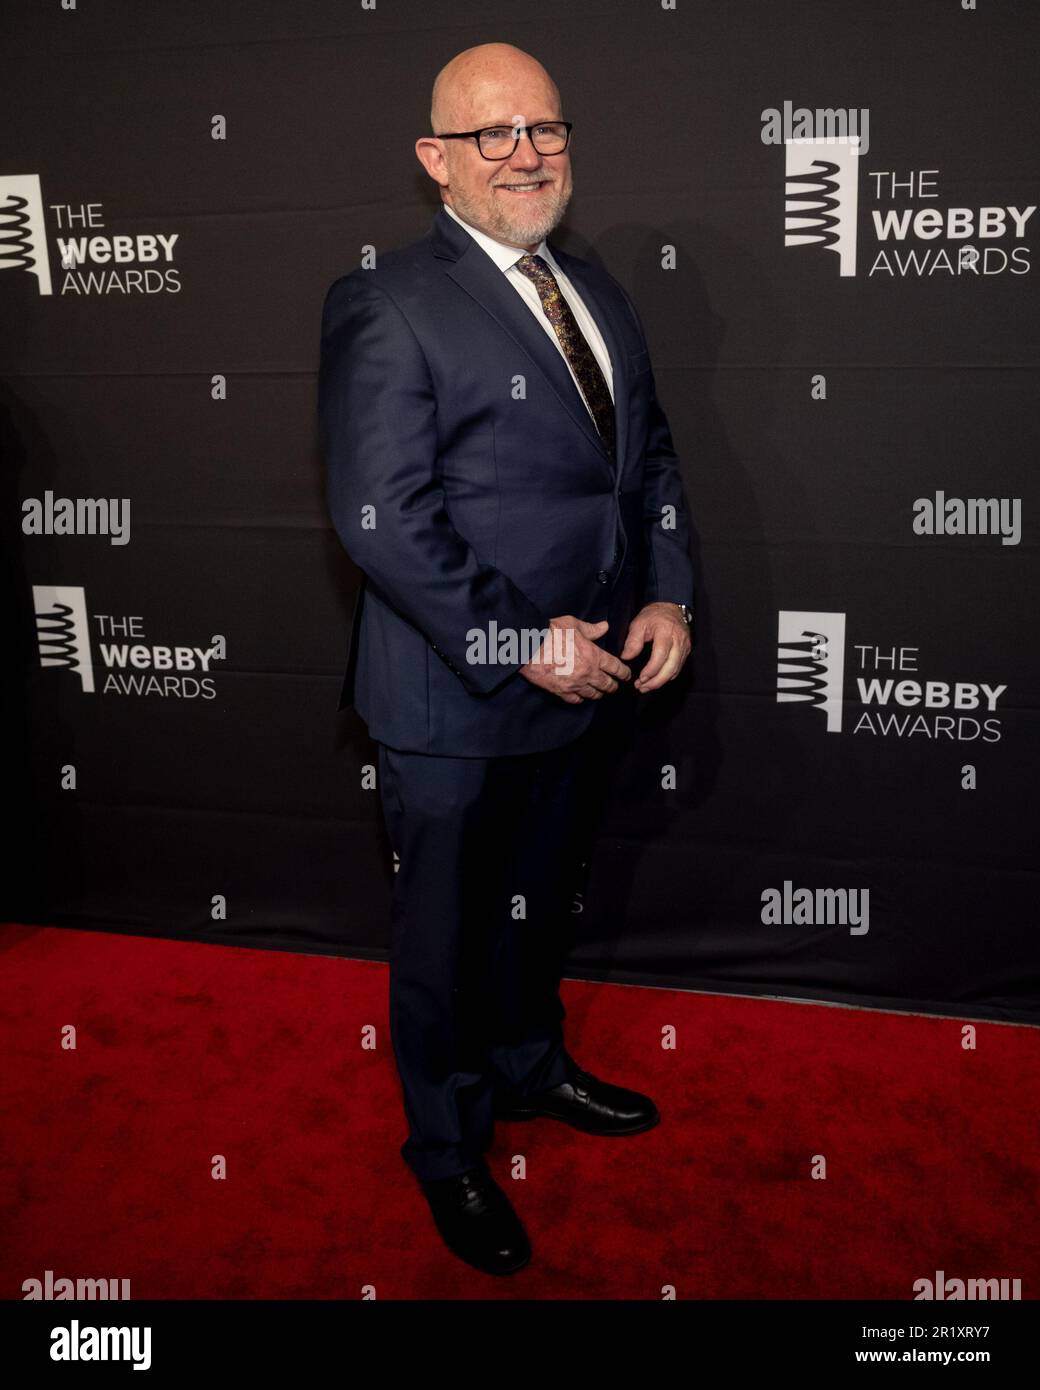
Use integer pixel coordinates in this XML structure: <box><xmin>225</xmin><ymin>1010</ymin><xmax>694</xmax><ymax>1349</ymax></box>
<box><xmin>0</xmin><ymin>175</ymin><xmax>52</xmax><ymax>294</ymax></box>
<box><xmin>776</xmin><ymin>610</ymin><xmax>846</xmax><ymax>732</ymax></box>
<box><xmin>33</xmin><ymin>585</ymin><xmax>94</xmax><ymax>692</ymax></box>
<box><xmin>784</xmin><ymin>136</ymin><xmax>860</xmax><ymax>277</ymax></box>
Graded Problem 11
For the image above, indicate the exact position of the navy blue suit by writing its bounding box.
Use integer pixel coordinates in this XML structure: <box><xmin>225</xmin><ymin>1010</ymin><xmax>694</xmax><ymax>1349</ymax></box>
<box><xmin>319</xmin><ymin>205</ymin><xmax>694</xmax><ymax>1180</ymax></box>
<box><xmin>319</xmin><ymin>205</ymin><xmax>694</xmax><ymax>757</ymax></box>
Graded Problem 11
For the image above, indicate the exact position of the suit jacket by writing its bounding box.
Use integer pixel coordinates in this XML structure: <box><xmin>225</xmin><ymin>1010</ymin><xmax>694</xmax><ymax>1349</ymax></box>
<box><xmin>318</xmin><ymin>204</ymin><xmax>694</xmax><ymax>757</ymax></box>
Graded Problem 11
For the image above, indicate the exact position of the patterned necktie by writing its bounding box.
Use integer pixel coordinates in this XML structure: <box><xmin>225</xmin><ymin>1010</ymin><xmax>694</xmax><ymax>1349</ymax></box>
<box><xmin>514</xmin><ymin>253</ymin><xmax>616</xmax><ymax>459</ymax></box>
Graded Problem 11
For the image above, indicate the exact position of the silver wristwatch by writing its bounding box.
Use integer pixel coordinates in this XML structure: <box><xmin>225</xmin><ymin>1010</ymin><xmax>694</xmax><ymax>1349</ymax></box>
<box><xmin>672</xmin><ymin>602</ymin><xmax>693</xmax><ymax>626</ymax></box>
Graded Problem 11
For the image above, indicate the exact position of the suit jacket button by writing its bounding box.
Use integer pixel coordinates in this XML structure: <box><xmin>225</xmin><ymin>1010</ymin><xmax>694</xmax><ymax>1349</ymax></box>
<box><xmin>596</xmin><ymin>570</ymin><xmax>609</xmax><ymax>584</ymax></box>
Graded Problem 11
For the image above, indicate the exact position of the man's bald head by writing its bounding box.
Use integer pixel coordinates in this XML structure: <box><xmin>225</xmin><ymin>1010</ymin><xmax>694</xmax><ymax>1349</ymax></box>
<box><xmin>430</xmin><ymin>43</ymin><xmax>561</xmax><ymax>134</ymax></box>
<box><xmin>416</xmin><ymin>42</ymin><xmax>572</xmax><ymax>252</ymax></box>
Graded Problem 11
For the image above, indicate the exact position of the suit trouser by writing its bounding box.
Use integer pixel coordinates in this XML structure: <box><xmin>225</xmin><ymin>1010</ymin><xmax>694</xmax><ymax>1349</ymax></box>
<box><xmin>376</xmin><ymin>712</ymin><xmax>620</xmax><ymax>1183</ymax></box>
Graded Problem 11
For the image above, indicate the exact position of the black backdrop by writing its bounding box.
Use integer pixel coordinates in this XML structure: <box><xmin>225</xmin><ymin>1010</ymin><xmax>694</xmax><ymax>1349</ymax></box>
<box><xmin>3</xmin><ymin>0</ymin><xmax>1038</xmax><ymax>1023</ymax></box>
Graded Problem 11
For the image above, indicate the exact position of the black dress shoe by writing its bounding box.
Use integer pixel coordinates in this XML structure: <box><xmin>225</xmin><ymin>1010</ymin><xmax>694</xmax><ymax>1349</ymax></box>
<box><xmin>419</xmin><ymin>1161</ymin><xmax>531</xmax><ymax>1276</ymax></box>
<box><xmin>493</xmin><ymin>1065</ymin><xmax>660</xmax><ymax>1136</ymax></box>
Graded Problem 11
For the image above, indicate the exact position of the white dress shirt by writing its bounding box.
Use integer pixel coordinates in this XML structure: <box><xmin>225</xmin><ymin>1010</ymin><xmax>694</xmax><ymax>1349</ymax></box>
<box><xmin>444</xmin><ymin>202</ymin><xmax>615</xmax><ymax>418</ymax></box>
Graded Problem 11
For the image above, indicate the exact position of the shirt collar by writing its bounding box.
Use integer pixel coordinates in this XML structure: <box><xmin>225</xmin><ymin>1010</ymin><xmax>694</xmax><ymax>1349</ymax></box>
<box><xmin>443</xmin><ymin>202</ymin><xmax>557</xmax><ymax>274</ymax></box>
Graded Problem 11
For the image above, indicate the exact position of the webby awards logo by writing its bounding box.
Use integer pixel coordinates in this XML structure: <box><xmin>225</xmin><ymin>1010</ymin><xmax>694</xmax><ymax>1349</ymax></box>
<box><xmin>34</xmin><ymin>586</ymin><xmax>223</xmax><ymax>699</ymax></box>
<box><xmin>776</xmin><ymin>611</ymin><xmax>1008</xmax><ymax>743</ymax></box>
<box><xmin>762</xmin><ymin>102</ymin><xmax>1036</xmax><ymax>278</ymax></box>
<box><xmin>0</xmin><ymin>173</ymin><xmax>182</xmax><ymax>296</ymax></box>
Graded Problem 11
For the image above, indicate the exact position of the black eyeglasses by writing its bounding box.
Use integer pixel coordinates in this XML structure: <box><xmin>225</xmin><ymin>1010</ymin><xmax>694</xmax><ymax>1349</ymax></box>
<box><xmin>434</xmin><ymin>121</ymin><xmax>573</xmax><ymax>161</ymax></box>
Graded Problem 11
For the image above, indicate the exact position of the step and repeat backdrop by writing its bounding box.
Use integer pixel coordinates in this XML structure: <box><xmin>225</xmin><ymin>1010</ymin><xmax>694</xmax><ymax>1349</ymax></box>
<box><xmin>3</xmin><ymin>0</ymin><xmax>1037</xmax><ymax>1021</ymax></box>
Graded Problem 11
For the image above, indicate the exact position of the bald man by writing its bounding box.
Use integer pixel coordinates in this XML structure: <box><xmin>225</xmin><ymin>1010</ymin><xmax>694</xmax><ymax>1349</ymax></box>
<box><xmin>319</xmin><ymin>43</ymin><xmax>694</xmax><ymax>1275</ymax></box>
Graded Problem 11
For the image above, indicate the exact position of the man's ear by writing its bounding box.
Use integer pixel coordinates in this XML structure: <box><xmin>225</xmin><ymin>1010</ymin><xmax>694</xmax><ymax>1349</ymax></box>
<box><xmin>415</xmin><ymin>137</ymin><xmax>449</xmax><ymax>188</ymax></box>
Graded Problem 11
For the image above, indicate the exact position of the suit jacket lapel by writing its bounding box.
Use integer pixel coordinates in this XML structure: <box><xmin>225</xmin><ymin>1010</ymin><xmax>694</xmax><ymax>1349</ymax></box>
<box><xmin>431</xmin><ymin>207</ymin><xmax>627</xmax><ymax>481</ymax></box>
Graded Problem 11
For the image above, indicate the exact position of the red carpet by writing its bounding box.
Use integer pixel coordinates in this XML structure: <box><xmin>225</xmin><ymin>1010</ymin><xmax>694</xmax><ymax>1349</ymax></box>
<box><xmin>1</xmin><ymin>923</ymin><xmax>1037</xmax><ymax>1299</ymax></box>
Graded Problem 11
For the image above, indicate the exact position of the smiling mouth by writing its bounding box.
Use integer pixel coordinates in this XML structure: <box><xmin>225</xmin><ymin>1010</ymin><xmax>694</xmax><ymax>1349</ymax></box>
<box><xmin>496</xmin><ymin>181</ymin><xmax>549</xmax><ymax>194</ymax></box>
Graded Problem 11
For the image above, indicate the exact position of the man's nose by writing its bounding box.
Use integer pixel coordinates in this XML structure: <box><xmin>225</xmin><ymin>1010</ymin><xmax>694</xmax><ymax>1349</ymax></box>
<box><xmin>509</xmin><ymin>133</ymin><xmax>542</xmax><ymax>169</ymax></box>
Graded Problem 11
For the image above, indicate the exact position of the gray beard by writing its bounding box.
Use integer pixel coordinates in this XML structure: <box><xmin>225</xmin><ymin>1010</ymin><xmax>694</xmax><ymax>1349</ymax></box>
<box><xmin>454</xmin><ymin>182</ymin><xmax>572</xmax><ymax>248</ymax></box>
